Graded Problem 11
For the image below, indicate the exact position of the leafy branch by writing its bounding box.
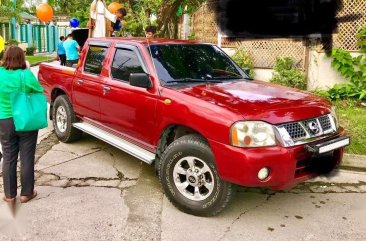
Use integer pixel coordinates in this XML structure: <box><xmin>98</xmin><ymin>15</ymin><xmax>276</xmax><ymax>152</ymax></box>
<box><xmin>0</xmin><ymin>0</ymin><xmax>25</xmax><ymax>21</ymax></box>
<box><xmin>231</xmin><ymin>47</ymin><xmax>255</xmax><ymax>78</ymax></box>
<box><xmin>323</xmin><ymin>25</ymin><xmax>366</xmax><ymax>100</ymax></box>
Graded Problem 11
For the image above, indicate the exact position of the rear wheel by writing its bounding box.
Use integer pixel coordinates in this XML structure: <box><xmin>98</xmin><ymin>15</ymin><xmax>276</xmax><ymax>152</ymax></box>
<box><xmin>52</xmin><ymin>95</ymin><xmax>82</xmax><ymax>142</ymax></box>
<box><xmin>159</xmin><ymin>134</ymin><xmax>234</xmax><ymax>216</ymax></box>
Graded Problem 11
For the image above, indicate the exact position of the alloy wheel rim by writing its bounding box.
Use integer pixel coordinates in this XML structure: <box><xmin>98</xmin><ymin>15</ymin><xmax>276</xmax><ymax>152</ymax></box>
<box><xmin>173</xmin><ymin>156</ymin><xmax>215</xmax><ymax>201</ymax></box>
<box><xmin>56</xmin><ymin>106</ymin><xmax>67</xmax><ymax>133</ymax></box>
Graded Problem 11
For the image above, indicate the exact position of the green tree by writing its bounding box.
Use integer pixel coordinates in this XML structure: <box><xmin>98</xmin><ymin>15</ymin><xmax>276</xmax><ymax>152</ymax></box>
<box><xmin>25</xmin><ymin>0</ymin><xmax>207</xmax><ymax>38</ymax></box>
<box><xmin>0</xmin><ymin>0</ymin><xmax>25</xmax><ymax>20</ymax></box>
<box><xmin>130</xmin><ymin>0</ymin><xmax>206</xmax><ymax>38</ymax></box>
<box><xmin>24</xmin><ymin>0</ymin><xmax>91</xmax><ymax>27</ymax></box>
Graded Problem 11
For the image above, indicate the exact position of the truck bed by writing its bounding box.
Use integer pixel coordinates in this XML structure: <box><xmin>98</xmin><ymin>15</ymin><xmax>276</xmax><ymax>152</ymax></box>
<box><xmin>38</xmin><ymin>63</ymin><xmax>76</xmax><ymax>103</ymax></box>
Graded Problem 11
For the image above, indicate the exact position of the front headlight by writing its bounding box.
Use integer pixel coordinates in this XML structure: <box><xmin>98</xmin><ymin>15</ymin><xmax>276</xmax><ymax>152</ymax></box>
<box><xmin>231</xmin><ymin>121</ymin><xmax>276</xmax><ymax>147</ymax></box>
<box><xmin>331</xmin><ymin>106</ymin><xmax>339</xmax><ymax>128</ymax></box>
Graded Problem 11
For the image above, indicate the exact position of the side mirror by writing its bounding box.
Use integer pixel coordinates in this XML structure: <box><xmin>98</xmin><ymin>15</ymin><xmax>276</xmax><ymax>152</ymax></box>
<box><xmin>129</xmin><ymin>73</ymin><xmax>152</xmax><ymax>89</ymax></box>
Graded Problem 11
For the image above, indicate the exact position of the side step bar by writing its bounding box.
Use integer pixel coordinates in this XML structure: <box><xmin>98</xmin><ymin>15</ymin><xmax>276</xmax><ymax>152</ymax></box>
<box><xmin>73</xmin><ymin>122</ymin><xmax>155</xmax><ymax>165</ymax></box>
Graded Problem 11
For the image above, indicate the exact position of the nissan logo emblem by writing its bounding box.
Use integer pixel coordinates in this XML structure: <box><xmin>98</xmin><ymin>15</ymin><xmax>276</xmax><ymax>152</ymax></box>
<box><xmin>308</xmin><ymin>121</ymin><xmax>320</xmax><ymax>134</ymax></box>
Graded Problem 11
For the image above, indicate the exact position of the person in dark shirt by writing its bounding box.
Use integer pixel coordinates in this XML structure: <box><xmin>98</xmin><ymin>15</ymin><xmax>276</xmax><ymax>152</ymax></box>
<box><xmin>111</xmin><ymin>7</ymin><xmax>127</xmax><ymax>36</ymax></box>
<box><xmin>145</xmin><ymin>25</ymin><xmax>157</xmax><ymax>38</ymax></box>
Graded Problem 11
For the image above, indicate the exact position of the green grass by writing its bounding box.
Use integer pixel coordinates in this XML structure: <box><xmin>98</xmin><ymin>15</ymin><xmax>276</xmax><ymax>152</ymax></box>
<box><xmin>333</xmin><ymin>99</ymin><xmax>366</xmax><ymax>155</ymax></box>
<box><xmin>26</xmin><ymin>55</ymin><xmax>54</xmax><ymax>65</ymax></box>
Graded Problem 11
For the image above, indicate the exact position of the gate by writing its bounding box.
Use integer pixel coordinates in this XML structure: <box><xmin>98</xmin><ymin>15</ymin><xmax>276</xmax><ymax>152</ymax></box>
<box><xmin>0</xmin><ymin>22</ymin><xmax>10</xmax><ymax>42</ymax></box>
<box><xmin>33</xmin><ymin>25</ymin><xmax>47</xmax><ymax>52</ymax></box>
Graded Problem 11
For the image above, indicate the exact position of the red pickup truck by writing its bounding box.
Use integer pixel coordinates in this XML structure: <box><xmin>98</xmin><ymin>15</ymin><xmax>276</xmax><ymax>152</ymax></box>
<box><xmin>38</xmin><ymin>37</ymin><xmax>349</xmax><ymax>216</ymax></box>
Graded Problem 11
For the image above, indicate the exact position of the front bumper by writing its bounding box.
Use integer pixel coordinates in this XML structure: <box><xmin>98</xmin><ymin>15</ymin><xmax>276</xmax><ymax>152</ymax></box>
<box><xmin>305</xmin><ymin>136</ymin><xmax>350</xmax><ymax>155</ymax></box>
<box><xmin>209</xmin><ymin>132</ymin><xmax>348</xmax><ymax>190</ymax></box>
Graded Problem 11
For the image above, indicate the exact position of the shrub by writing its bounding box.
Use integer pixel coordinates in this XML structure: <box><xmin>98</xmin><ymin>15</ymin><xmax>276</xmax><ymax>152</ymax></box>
<box><xmin>270</xmin><ymin>57</ymin><xmax>306</xmax><ymax>90</ymax></box>
<box><xmin>26</xmin><ymin>46</ymin><xmax>36</xmax><ymax>56</ymax></box>
<box><xmin>325</xmin><ymin>24</ymin><xmax>366</xmax><ymax>100</ymax></box>
<box><xmin>7</xmin><ymin>39</ymin><xmax>18</xmax><ymax>46</ymax></box>
<box><xmin>231</xmin><ymin>47</ymin><xmax>255</xmax><ymax>78</ymax></box>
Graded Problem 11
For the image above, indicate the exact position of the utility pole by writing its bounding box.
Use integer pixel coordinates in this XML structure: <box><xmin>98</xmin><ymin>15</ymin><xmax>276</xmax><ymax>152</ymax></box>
<box><xmin>10</xmin><ymin>0</ymin><xmax>18</xmax><ymax>40</ymax></box>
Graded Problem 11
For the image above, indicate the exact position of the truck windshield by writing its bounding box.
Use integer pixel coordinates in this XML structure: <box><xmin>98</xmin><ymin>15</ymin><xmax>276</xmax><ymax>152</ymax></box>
<box><xmin>147</xmin><ymin>44</ymin><xmax>246</xmax><ymax>84</ymax></box>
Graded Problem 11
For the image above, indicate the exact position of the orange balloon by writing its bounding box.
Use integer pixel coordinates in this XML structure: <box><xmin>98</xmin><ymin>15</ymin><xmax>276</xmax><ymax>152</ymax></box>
<box><xmin>36</xmin><ymin>3</ymin><xmax>54</xmax><ymax>22</ymax></box>
<box><xmin>108</xmin><ymin>2</ymin><xmax>122</xmax><ymax>14</ymax></box>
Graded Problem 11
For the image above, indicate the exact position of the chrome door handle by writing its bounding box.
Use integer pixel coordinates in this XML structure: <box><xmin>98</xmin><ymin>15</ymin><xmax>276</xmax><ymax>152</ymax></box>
<box><xmin>103</xmin><ymin>86</ymin><xmax>111</xmax><ymax>95</ymax></box>
<box><xmin>77</xmin><ymin>79</ymin><xmax>84</xmax><ymax>85</ymax></box>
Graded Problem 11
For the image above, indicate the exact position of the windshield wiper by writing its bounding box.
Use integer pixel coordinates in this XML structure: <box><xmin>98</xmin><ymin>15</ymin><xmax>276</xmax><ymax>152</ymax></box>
<box><xmin>211</xmin><ymin>76</ymin><xmax>244</xmax><ymax>80</ymax></box>
<box><xmin>166</xmin><ymin>78</ymin><xmax>223</xmax><ymax>84</ymax></box>
<box><xmin>209</xmin><ymin>76</ymin><xmax>244</xmax><ymax>80</ymax></box>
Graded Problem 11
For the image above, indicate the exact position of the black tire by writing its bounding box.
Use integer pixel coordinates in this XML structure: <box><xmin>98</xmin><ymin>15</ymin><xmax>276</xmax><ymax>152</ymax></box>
<box><xmin>52</xmin><ymin>95</ymin><xmax>82</xmax><ymax>143</ymax></box>
<box><xmin>159</xmin><ymin>134</ymin><xmax>234</xmax><ymax>217</ymax></box>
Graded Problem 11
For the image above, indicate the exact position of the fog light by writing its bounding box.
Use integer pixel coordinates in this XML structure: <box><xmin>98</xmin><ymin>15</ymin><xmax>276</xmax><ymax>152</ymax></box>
<box><xmin>258</xmin><ymin>167</ymin><xmax>270</xmax><ymax>180</ymax></box>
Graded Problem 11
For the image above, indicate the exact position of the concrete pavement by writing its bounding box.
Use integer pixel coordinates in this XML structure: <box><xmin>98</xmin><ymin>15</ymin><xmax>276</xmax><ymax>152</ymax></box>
<box><xmin>0</xmin><ymin>64</ymin><xmax>364</xmax><ymax>240</ymax></box>
<box><xmin>0</xmin><ymin>123</ymin><xmax>365</xmax><ymax>241</ymax></box>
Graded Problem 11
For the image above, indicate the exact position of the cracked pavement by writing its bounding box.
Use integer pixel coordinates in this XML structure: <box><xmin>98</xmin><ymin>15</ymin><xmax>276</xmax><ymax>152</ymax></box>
<box><xmin>0</xmin><ymin>129</ymin><xmax>364</xmax><ymax>241</ymax></box>
<box><xmin>0</xmin><ymin>65</ymin><xmax>364</xmax><ymax>240</ymax></box>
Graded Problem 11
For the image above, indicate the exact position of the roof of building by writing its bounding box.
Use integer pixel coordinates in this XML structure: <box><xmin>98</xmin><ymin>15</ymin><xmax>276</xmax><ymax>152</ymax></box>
<box><xmin>20</xmin><ymin>12</ymin><xmax>37</xmax><ymax>20</ymax></box>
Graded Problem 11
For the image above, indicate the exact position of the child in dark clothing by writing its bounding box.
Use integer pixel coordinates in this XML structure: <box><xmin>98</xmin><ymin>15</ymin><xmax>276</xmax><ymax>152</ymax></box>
<box><xmin>145</xmin><ymin>25</ymin><xmax>157</xmax><ymax>38</ymax></box>
<box><xmin>111</xmin><ymin>7</ymin><xmax>127</xmax><ymax>36</ymax></box>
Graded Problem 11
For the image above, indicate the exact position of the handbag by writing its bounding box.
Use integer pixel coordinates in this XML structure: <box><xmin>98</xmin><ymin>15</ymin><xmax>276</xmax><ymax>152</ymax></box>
<box><xmin>10</xmin><ymin>71</ymin><xmax>48</xmax><ymax>131</ymax></box>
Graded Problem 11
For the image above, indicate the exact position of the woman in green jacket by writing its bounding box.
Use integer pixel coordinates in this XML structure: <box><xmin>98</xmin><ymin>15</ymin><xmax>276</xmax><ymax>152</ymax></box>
<box><xmin>0</xmin><ymin>46</ymin><xmax>43</xmax><ymax>209</ymax></box>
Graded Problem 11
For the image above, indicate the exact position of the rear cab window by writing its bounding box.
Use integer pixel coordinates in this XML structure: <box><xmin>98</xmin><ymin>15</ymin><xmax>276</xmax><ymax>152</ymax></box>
<box><xmin>83</xmin><ymin>42</ymin><xmax>110</xmax><ymax>75</ymax></box>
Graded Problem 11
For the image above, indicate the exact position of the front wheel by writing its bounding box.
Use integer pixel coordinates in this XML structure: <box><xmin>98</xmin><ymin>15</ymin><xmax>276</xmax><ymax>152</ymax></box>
<box><xmin>159</xmin><ymin>134</ymin><xmax>234</xmax><ymax>216</ymax></box>
<box><xmin>52</xmin><ymin>95</ymin><xmax>82</xmax><ymax>143</ymax></box>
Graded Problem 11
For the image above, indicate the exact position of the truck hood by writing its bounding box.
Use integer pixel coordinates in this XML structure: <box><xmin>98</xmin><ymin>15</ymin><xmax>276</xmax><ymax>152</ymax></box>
<box><xmin>174</xmin><ymin>80</ymin><xmax>331</xmax><ymax>124</ymax></box>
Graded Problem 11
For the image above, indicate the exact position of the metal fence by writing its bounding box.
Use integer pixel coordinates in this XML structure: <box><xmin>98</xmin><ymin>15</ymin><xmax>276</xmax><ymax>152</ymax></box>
<box><xmin>0</xmin><ymin>21</ymin><xmax>71</xmax><ymax>53</ymax></box>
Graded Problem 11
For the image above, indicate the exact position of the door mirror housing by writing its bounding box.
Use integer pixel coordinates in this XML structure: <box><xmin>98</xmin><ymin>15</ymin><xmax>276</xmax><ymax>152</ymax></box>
<box><xmin>129</xmin><ymin>73</ymin><xmax>152</xmax><ymax>89</ymax></box>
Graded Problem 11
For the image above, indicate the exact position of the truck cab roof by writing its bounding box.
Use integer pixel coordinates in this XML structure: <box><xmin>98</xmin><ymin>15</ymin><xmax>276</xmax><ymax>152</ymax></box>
<box><xmin>86</xmin><ymin>37</ymin><xmax>202</xmax><ymax>46</ymax></box>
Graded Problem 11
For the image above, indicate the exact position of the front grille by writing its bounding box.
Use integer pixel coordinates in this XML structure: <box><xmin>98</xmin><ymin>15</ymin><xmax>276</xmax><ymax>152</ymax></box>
<box><xmin>282</xmin><ymin>122</ymin><xmax>306</xmax><ymax>139</ymax></box>
<box><xmin>319</xmin><ymin>115</ymin><xmax>332</xmax><ymax>131</ymax></box>
<box><xmin>277</xmin><ymin>114</ymin><xmax>335</xmax><ymax>143</ymax></box>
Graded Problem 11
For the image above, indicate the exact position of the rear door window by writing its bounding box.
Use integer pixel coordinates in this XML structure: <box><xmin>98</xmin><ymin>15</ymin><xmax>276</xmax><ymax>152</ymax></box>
<box><xmin>84</xmin><ymin>46</ymin><xmax>108</xmax><ymax>75</ymax></box>
<box><xmin>111</xmin><ymin>48</ymin><xmax>144</xmax><ymax>82</ymax></box>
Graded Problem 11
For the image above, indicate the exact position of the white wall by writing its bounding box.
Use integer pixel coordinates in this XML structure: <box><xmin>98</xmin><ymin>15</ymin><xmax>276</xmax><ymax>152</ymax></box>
<box><xmin>253</xmin><ymin>69</ymin><xmax>273</xmax><ymax>82</ymax></box>
<box><xmin>307</xmin><ymin>50</ymin><xmax>363</xmax><ymax>90</ymax></box>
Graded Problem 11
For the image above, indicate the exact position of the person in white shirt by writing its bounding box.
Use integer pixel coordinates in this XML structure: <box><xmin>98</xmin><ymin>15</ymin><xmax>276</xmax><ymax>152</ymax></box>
<box><xmin>90</xmin><ymin>0</ymin><xmax>117</xmax><ymax>38</ymax></box>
